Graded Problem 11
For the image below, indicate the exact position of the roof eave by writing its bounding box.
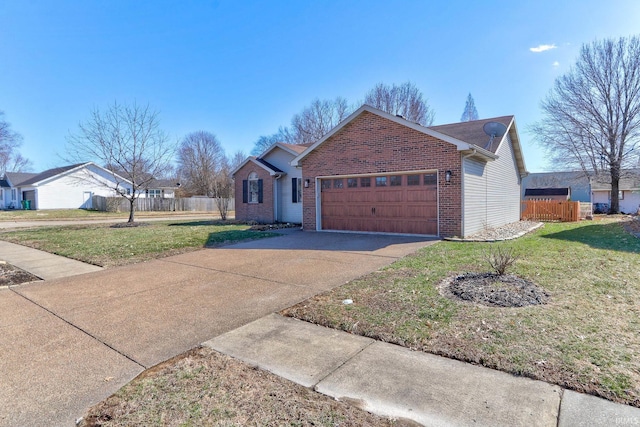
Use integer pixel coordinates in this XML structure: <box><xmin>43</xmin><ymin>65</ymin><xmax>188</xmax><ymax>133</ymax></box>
<box><xmin>292</xmin><ymin>104</ymin><xmax>479</xmax><ymax>167</ymax></box>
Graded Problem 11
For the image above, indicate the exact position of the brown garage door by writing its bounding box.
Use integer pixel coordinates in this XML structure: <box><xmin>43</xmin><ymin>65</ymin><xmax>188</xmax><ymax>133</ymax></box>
<box><xmin>320</xmin><ymin>172</ymin><xmax>438</xmax><ymax>235</ymax></box>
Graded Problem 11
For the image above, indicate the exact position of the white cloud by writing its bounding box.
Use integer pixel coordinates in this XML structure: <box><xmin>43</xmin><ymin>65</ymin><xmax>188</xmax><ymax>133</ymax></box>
<box><xmin>552</xmin><ymin>61</ymin><xmax>560</xmax><ymax>67</ymax></box>
<box><xmin>530</xmin><ymin>44</ymin><xmax>557</xmax><ymax>53</ymax></box>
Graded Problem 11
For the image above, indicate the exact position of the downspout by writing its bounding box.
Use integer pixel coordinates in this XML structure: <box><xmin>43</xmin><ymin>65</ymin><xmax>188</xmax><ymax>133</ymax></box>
<box><xmin>460</xmin><ymin>148</ymin><xmax>477</xmax><ymax>238</ymax></box>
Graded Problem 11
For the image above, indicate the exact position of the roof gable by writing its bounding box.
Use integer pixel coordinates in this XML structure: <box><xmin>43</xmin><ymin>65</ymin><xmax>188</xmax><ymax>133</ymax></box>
<box><xmin>231</xmin><ymin>156</ymin><xmax>284</xmax><ymax>177</ymax></box>
<box><xmin>292</xmin><ymin>105</ymin><xmax>501</xmax><ymax>167</ymax></box>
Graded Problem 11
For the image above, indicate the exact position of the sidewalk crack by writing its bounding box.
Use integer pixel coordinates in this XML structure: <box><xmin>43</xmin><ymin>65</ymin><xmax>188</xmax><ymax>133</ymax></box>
<box><xmin>9</xmin><ymin>288</ymin><xmax>146</xmax><ymax>370</ymax></box>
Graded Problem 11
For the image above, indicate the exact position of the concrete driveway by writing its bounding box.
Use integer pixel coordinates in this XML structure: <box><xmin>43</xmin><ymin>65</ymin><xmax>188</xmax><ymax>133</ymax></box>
<box><xmin>0</xmin><ymin>230</ymin><xmax>436</xmax><ymax>427</ymax></box>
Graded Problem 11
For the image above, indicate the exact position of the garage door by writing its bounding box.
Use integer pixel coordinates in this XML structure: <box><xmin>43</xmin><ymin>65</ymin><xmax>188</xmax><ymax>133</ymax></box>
<box><xmin>22</xmin><ymin>190</ymin><xmax>36</xmax><ymax>210</ymax></box>
<box><xmin>320</xmin><ymin>172</ymin><xmax>438</xmax><ymax>235</ymax></box>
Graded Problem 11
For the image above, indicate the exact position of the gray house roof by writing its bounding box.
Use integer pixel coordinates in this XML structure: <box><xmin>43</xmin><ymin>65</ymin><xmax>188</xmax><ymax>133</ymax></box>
<box><xmin>18</xmin><ymin>163</ymin><xmax>87</xmax><ymax>186</ymax></box>
<box><xmin>4</xmin><ymin>172</ymin><xmax>38</xmax><ymax>186</ymax></box>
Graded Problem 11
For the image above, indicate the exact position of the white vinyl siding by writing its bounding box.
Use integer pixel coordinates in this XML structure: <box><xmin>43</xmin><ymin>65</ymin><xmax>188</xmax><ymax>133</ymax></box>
<box><xmin>33</xmin><ymin>165</ymin><xmax>132</xmax><ymax>209</ymax></box>
<box><xmin>462</xmin><ymin>158</ymin><xmax>487</xmax><ymax>236</ymax></box>
<box><xmin>462</xmin><ymin>133</ymin><xmax>521</xmax><ymax>237</ymax></box>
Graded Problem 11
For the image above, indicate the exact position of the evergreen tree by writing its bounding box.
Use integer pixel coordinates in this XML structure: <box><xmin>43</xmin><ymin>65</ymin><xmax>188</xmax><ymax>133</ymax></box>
<box><xmin>460</xmin><ymin>93</ymin><xmax>479</xmax><ymax>121</ymax></box>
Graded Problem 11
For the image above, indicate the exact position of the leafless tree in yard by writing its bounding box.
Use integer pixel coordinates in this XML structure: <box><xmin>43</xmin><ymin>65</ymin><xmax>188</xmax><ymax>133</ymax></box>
<box><xmin>66</xmin><ymin>102</ymin><xmax>175</xmax><ymax>223</ymax></box>
<box><xmin>213</xmin><ymin>155</ymin><xmax>233</xmax><ymax>220</ymax></box>
<box><xmin>289</xmin><ymin>97</ymin><xmax>351</xmax><ymax>144</ymax></box>
<box><xmin>229</xmin><ymin>150</ymin><xmax>246</xmax><ymax>170</ymax></box>
<box><xmin>251</xmin><ymin>97</ymin><xmax>352</xmax><ymax>154</ymax></box>
<box><xmin>532</xmin><ymin>36</ymin><xmax>640</xmax><ymax>213</ymax></box>
<box><xmin>364</xmin><ymin>81</ymin><xmax>435</xmax><ymax>125</ymax></box>
<box><xmin>0</xmin><ymin>110</ymin><xmax>32</xmax><ymax>174</ymax></box>
<box><xmin>177</xmin><ymin>131</ymin><xmax>225</xmax><ymax>197</ymax></box>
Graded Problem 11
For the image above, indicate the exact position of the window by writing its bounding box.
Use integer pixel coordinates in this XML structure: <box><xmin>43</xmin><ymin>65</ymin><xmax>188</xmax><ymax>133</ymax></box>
<box><xmin>360</xmin><ymin>177</ymin><xmax>371</xmax><ymax>187</ymax></box>
<box><xmin>321</xmin><ymin>180</ymin><xmax>332</xmax><ymax>190</ymax></box>
<box><xmin>333</xmin><ymin>179</ymin><xmax>344</xmax><ymax>189</ymax></box>
<box><xmin>147</xmin><ymin>189</ymin><xmax>162</xmax><ymax>198</ymax></box>
<box><xmin>407</xmin><ymin>174</ymin><xmax>420</xmax><ymax>186</ymax></box>
<box><xmin>11</xmin><ymin>189</ymin><xmax>17</xmax><ymax>200</ymax></box>
<box><xmin>609</xmin><ymin>191</ymin><xmax>624</xmax><ymax>201</ymax></box>
<box><xmin>248</xmin><ymin>172</ymin><xmax>259</xmax><ymax>203</ymax></box>
<box><xmin>390</xmin><ymin>175</ymin><xmax>402</xmax><ymax>186</ymax></box>
<box><xmin>375</xmin><ymin>176</ymin><xmax>387</xmax><ymax>187</ymax></box>
<box><xmin>423</xmin><ymin>173</ymin><xmax>437</xmax><ymax>185</ymax></box>
<box><xmin>347</xmin><ymin>178</ymin><xmax>358</xmax><ymax>188</ymax></box>
<box><xmin>292</xmin><ymin>177</ymin><xmax>302</xmax><ymax>203</ymax></box>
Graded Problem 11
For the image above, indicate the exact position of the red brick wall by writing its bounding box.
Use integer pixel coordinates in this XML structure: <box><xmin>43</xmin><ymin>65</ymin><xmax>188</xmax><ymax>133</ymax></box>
<box><xmin>233</xmin><ymin>163</ymin><xmax>275</xmax><ymax>223</ymax></box>
<box><xmin>300</xmin><ymin>111</ymin><xmax>463</xmax><ymax>237</ymax></box>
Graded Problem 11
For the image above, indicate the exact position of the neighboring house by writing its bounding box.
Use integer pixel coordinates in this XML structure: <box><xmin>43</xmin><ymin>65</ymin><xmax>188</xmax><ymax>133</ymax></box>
<box><xmin>140</xmin><ymin>178</ymin><xmax>180</xmax><ymax>198</ymax></box>
<box><xmin>523</xmin><ymin>170</ymin><xmax>640</xmax><ymax>213</ymax></box>
<box><xmin>235</xmin><ymin>105</ymin><xmax>528</xmax><ymax>237</ymax></box>
<box><xmin>233</xmin><ymin>142</ymin><xmax>309</xmax><ymax>223</ymax></box>
<box><xmin>522</xmin><ymin>171</ymin><xmax>591</xmax><ymax>202</ymax></box>
<box><xmin>591</xmin><ymin>175</ymin><xmax>640</xmax><ymax>214</ymax></box>
<box><xmin>0</xmin><ymin>162</ymin><xmax>132</xmax><ymax>210</ymax></box>
<box><xmin>524</xmin><ymin>188</ymin><xmax>570</xmax><ymax>201</ymax></box>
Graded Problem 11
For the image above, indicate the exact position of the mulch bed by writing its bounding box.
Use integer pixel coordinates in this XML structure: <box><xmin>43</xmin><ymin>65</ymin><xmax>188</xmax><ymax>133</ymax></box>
<box><xmin>0</xmin><ymin>262</ymin><xmax>40</xmax><ymax>286</ymax></box>
<box><xmin>440</xmin><ymin>272</ymin><xmax>550</xmax><ymax>307</ymax></box>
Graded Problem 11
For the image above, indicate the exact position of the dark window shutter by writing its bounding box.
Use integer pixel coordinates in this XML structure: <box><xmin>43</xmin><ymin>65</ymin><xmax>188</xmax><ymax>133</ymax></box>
<box><xmin>292</xmin><ymin>177</ymin><xmax>298</xmax><ymax>203</ymax></box>
<box><xmin>242</xmin><ymin>180</ymin><xmax>248</xmax><ymax>203</ymax></box>
<box><xmin>258</xmin><ymin>179</ymin><xmax>263</xmax><ymax>203</ymax></box>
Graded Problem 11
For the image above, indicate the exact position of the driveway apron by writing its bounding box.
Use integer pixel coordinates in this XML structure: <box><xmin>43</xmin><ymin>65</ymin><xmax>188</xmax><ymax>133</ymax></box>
<box><xmin>0</xmin><ymin>230</ymin><xmax>436</xmax><ymax>426</ymax></box>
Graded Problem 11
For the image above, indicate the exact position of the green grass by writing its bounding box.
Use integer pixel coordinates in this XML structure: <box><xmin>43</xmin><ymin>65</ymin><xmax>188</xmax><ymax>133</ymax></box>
<box><xmin>283</xmin><ymin>219</ymin><xmax>640</xmax><ymax>406</ymax></box>
<box><xmin>0</xmin><ymin>209</ymin><xmax>221</xmax><ymax>221</ymax></box>
<box><xmin>0</xmin><ymin>220</ymin><xmax>272</xmax><ymax>267</ymax></box>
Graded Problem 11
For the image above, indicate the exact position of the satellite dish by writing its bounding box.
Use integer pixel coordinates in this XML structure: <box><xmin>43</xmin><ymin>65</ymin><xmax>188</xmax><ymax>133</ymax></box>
<box><xmin>482</xmin><ymin>121</ymin><xmax>507</xmax><ymax>149</ymax></box>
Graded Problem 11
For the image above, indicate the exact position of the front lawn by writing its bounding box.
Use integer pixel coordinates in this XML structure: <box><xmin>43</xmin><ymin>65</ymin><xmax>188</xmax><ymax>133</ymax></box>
<box><xmin>283</xmin><ymin>219</ymin><xmax>640</xmax><ymax>407</ymax></box>
<box><xmin>0</xmin><ymin>220</ymin><xmax>272</xmax><ymax>267</ymax></box>
<box><xmin>0</xmin><ymin>209</ymin><xmax>219</xmax><ymax>221</ymax></box>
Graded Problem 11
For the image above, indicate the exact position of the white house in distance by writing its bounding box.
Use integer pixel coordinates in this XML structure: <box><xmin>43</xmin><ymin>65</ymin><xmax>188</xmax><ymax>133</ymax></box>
<box><xmin>0</xmin><ymin>162</ymin><xmax>133</xmax><ymax>210</ymax></box>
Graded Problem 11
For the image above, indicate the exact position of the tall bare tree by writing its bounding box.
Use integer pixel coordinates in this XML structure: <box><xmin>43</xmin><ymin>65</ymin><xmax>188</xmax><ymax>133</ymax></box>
<box><xmin>460</xmin><ymin>93</ymin><xmax>479</xmax><ymax>121</ymax></box>
<box><xmin>0</xmin><ymin>110</ymin><xmax>32</xmax><ymax>174</ymax></box>
<box><xmin>251</xmin><ymin>97</ymin><xmax>352</xmax><ymax>154</ymax></box>
<box><xmin>364</xmin><ymin>81</ymin><xmax>435</xmax><ymax>125</ymax></box>
<box><xmin>289</xmin><ymin>97</ymin><xmax>351</xmax><ymax>144</ymax></box>
<box><xmin>532</xmin><ymin>36</ymin><xmax>640</xmax><ymax>213</ymax></box>
<box><xmin>177</xmin><ymin>131</ymin><xmax>225</xmax><ymax>197</ymax></box>
<box><xmin>66</xmin><ymin>102</ymin><xmax>174</xmax><ymax>223</ymax></box>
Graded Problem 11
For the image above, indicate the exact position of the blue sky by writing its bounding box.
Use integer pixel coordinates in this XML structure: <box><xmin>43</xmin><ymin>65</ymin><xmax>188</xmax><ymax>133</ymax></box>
<box><xmin>1</xmin><ymin>0</ymin><xmax>639</xmax><ymax>173</ymax></box>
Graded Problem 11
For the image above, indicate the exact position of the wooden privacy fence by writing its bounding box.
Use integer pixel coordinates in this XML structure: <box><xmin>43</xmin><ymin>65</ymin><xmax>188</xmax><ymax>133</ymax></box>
<box><xmin>521</xmin><ymin>200</ymin><xmax>580</xmax><ymax>222</ymax></box>
<box><xmin>91</xmin><ymin>195</ymin><xmax>234</xmax><ymax>212</ymax></box>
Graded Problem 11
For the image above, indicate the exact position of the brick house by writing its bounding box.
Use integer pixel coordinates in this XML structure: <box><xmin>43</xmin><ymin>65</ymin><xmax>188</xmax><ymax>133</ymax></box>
<box><xmin>236</xmin><ymin>105</ymin><xmax>528</xmax><ymax>237</ymax></box>
<box><xmin>232</xmin><ymin>142</ymin><xmax>309</xmax><ymax>223</ymax></box>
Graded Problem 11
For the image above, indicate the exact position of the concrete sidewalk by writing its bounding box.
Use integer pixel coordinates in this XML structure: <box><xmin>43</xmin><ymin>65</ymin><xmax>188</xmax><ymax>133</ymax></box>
<box><xmin>0</xmin><ymin>240</ymin><xmax>103</xmax><ymax>280</ymax></box>
<box><xmin>205</xmin><ymin>314</ymin><xmax>640</xmax><ymax>427</ymax></box>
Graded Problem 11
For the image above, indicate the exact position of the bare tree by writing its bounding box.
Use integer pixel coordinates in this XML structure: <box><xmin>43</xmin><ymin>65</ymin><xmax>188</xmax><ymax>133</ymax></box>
<box><xmin>251</xmin><ymin>98</ymin><xmax>352</xmax><ymax>154</ymax></box>
<box><xmin>289</xmin><ymin>97</ymin><xmax>351</xmax><ymax>144</ymax></box>
<box><xmin>0</xmin><ymin>110</ymin><xmax>32</xmax><ymax>174</ymax></box>
<box><xmin>213</xmin><ymin>155</ymin><xmax>233</xmax><ymax>220</ymax></box>
<box><xmin>251</xmin><ymin>128</ymin><xmax>291</xmax><ymax>156</ymax></box>
<box><xmin>177</xmin><ymin>131</ymin><xmax>225</xmax><ymax>197</ymax></box>
<box><xmin>460</xmin><ymin>93</ymin><xmax>479</xmax><ymax>121</ymax></box>
<box><xmin>229</xmin><ymin>150</ymin><xmax>246</xmax><ymax>170</ymax></box>
<box><xmin>66</xmin><ymin>102</ymin><xmax>174</xmax><ymax>223</ymax></box>
<box><xmin>364</xmin><ymin>81</ymin><xmax>435</xmax><ymax>125</ymax></box>
<box><xmin>532</xmin><ymin>36</ymin><xmax>640</xmax><ymax>213</ymax></box>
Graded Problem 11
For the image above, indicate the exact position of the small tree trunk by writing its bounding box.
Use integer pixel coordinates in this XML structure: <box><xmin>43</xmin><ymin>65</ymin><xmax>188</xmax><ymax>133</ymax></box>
<box><xmin>128</xmin><ymin>198</ymin><xmax>135</xmax><ymax>223</ymax></box>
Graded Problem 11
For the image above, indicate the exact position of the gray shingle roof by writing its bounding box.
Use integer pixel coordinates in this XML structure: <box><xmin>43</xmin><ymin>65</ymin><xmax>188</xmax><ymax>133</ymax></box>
<box><xmin>429</xmin><ymin>116</ymin><xmax>514</xmax><ymax>154</ymax></box>
<box><xmin>4</xmin><ymin>172</ymin><xmax>39</xmax><ymax>186</ymax></box>
<box><xmin>17</xmin><ymin>163</ymin><xmax>88</xmax><ymax>186</ymax></box>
